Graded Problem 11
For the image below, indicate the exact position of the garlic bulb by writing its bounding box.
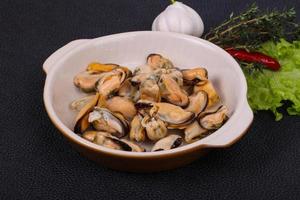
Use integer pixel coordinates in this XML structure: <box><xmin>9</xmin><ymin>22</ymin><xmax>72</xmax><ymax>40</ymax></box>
<box><xmin>152</xmin><ymin>2</ymin><xmax>204</xmax><ymax>37</ymax></box>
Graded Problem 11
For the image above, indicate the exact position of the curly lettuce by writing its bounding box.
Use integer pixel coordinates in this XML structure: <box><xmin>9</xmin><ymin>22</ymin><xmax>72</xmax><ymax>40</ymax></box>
<box><xmin>245</xmin><ymin>39</ymin><xmax>300</xmax><ymax>120</ymax></box>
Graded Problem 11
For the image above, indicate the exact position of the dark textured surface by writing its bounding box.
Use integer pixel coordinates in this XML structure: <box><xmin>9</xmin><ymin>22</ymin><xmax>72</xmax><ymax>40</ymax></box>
<box><xmin>1</xmin><ymin>0</ymin><xmax>300</xmax><ymax>199</ymax></box>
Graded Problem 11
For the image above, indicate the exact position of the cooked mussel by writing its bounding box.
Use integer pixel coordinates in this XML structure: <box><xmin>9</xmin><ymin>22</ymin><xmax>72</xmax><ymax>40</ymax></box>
<box><xmin>118</xmin><ymin>79</ymin><xmax>136</xmax><ymax>98</ymax></box>
<box><xmin>119</xmin><ymin>139</ymin><xmax>145</xmax><ymax>152</ymax></box>
<box><xmin>131</xmin><ymin>73</ymin><xmax>151</xmax><ymax>86</ymax></box>
<box><xmin>93</xmin><ymin>131</ymin><xmax>131</xmax><ymax>151</ymax></box>
<box><xmin>185</xmin><ymin>90</ymin><xmax>208</xmax><ymax>115</ymax></box>
<box><xmin>74</xmin><ymin>93</ymin><xmax>100</xmax><ymax>134</ymax></box>
<box><xmin>73</xmin><ymin>71</ymin><xmax>104</xmax><ymax>92</ymax></box>
<box><xmin>140</xmin><ymin>78</ymin><xmax>161</xmax><ymax>102</ymax></box>
<box><xmin>129</xmin><ymin>114</ymin><xmax>146</xmax><ymax>142</ymax></box>
<box><xmin>82</xmin><ymin>130</ymin><xmax>98</xmax><ymax>141</ymax></box>
<box><xmin>182</xmin><ymin>67</ymin><xmax>208</xmax><ymax>85</ymax></box>
<box><xmin>105</xmin><ymin>96</ymin><xmax>137</xmax><ymax>121</ymax></box>
<box><xmin>167</xmin><ymin>68</ymin><xmax>184</xmax><ymax>86</ymax></box>
<box><xmin>74</xmin><ymin>113</ymin><xmax>90</xmax><ymax>134</ymax></box>
<box><xmin>149</xmin><ymin>102</ymin><xmax>194</xmax><ymax>128</ymax></box>
<box><xmin>184</xmin><ymin>121</ymin><xmax>208</xmax><ymax>143</ymax></box>
<box><xmin>147</xmin><ymin>54</ymin><xmax>174</xmax><ymax>70</ymax></box>
<box><xmin>158</xmin><ymin>74</ymin><xmax>189</xmax><ymax>107</ymax></box>
<box><xmin>88</xmin><ymin>107</ymin><xmax>129</xmax><ymax>138</ymax></box>
<box><xmin>151</xmin><ymin>135</ymin><xmax>182</xmax><ymax>151</ymax></box>
<box><xmin>70</xmin><ymin>95</ymin><xmax>95</xmax><ymax>111</ymax></box>
<box><xmin>87</xmin><ymin>63</ymin><xmax>118</xmax><ymax>73</ymax></box>
<box><xmin>199</xmin><ymin>105</ymin><xmax>228</xmax><ymax>130</ymax></box>
<box><xmin>92</xmin><ymin>131</ymin><xmax>145</xmax><ymax>152</ymax></box>
<box><xmin>134</xmin><ymin>64</ymin><xmax>153</xmax><ymax>74</ymax></box>
<box><xmin>194</xmin><ymin>80</ymin><xmax>220</xmax><ymax>108</ymax></box>
<box><xmin>141</xmin><ymin>115</ymin><xmax>168</xmax><ymax>141</ymax></box>
<box><xmin>96</xmin><ymin>67</ymin><xmax>130</xmax><ymax>97</ymax></box>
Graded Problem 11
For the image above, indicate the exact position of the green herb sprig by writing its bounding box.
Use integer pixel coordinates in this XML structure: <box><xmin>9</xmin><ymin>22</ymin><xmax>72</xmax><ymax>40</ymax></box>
<box><xmin>204</xmin><ymin>3</ymin><xmax>300</xmax><ymax>51</ymax></box>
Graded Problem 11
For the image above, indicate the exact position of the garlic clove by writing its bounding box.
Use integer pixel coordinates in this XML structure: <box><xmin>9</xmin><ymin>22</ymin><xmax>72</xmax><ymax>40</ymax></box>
<box><xmin>152</xmin><ymin>2</ymin><xmax>204</xmax><ymax>37</ymax></box>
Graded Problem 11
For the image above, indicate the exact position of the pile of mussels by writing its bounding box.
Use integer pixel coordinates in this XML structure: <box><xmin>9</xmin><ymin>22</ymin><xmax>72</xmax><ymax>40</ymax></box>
<box><xmin>70</xmin><ymin>54</ymin><xmax>229</xmax><ymax>152</ymax></box>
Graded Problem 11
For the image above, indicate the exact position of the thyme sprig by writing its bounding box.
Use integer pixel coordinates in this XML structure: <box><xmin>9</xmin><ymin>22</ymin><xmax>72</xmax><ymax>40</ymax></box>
<box><xmin>204</xmin><ymin>3</ymin><xmax>300</xmax><ymax>51</ymax></box>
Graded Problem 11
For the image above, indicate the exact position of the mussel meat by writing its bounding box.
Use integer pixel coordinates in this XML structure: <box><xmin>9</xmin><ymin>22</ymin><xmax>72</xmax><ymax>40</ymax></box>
<box><xmin>184</xmin><ymin>121</ymin><xmax>208</xmax><ymax>143</ymax></box>
<box><xmin>151</xmin><ymin>135</ymin><xmax>182</xmax><ymax>151</ymax></box>
<box><xmin>129</xmin><ymin>114</ymin><xmax>146</xmax><ymax>142</ymax></box>
<box><xmin>118</xmin><ymin>79</ymin><xmax>136</xmax><ymax>98</ymax></box>
<box><xmin>158</xmin><ymin>74</ymin><xmax>189</xmax><ymax>107</ymax></box>
<box><xmin>199</xmin><ymin>105</ymin><xmax>228</xmax><ymax>130</ymax></box>
<box><xmin>119</xmin><ymin>139</ymin><xmax>145</xmax><ymax>152</ymax></box>
<box><xmin>182</xmin><ymin>67</ymin><xmax>208</xmax><ymax>85</ymax></box>
<box><xmin>141</xmin><ymin>115</ymin><xmax>168</xmax><ymax>141</ymax></box>
<box><xmin>93</xmin><ymin>131</ymin><xmax>131</xmax><ymax>151</ymax></box>
<box><xmin>149</xmin><ymin>102</ymin><xmax>194</xmax><ymax>128</ymax></box>
<box><xmin>147</xmin><ymin>54</ymin><xmax>174</xmax><ymax>70</ymax></box>
<box><xmin>185</xmin><ymin>90</ymin><xmax>208</xmax><ymax>115</ymax></box>
<box><xmin>88</xmin><ymin>107</ymin><xmax>129</xmax><ymax>138</ymax></box>
<box><xmin>87</xmin><ymin>63</ymin><xmax>118</xmax><ymax>73</ymax></box>
<box><xmin>82</xmin><ymin>130</ymin><xmax>98</xmax><ymax>141</ymax></box>
<box><xmin>96</xmin><ymin>67</ymin><xmax>130</xmax><ymax>97</ymax></box>
<box><xmin>70</xmin><ymin>95</ymin><xmax>96</xmax><ymax>111</ymax></box>
<box><xmin>140</xmin><ymin>78</ymin><xmax>161</xmax><ymax>102</ymax></box>
<box><xmin>74</xmin><ymin>93</ymin><xmax>100</xmax><ymax>134</ymax></box>
<box><xmin>73</xmin><ymin>71</ymin><xmax>104</xmax><ymax>93</ymax></box>
<box><xmin>105</xmin><ymin>96</ymin><xmax>137</xmax><ymax>121</ymax></box>
<box><xmin>194</xmin><ymin>80</ymin><xmax>220</xmax><ymax>108</ymax></box>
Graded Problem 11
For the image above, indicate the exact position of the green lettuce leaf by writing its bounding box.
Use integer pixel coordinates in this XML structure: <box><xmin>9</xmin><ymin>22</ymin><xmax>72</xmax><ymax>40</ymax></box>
<box><xmin>245</xmin><ymin>39</ymin><xmax>300</xmax><ymax>120</ymax></box>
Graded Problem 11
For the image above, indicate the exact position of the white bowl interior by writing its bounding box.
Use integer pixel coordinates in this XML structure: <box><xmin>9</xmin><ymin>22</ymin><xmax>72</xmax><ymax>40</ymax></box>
<box><xmin>46</xmin><ymin>32</ymin><xmax>246</xmax><ymax>153</ymax></box>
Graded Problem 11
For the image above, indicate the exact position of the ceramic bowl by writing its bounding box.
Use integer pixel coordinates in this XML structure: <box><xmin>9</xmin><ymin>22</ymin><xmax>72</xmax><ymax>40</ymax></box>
<box><xmin>43</xmin><ymin>31</ymin><xmax>253</xmax><ymax>172</ymax></box>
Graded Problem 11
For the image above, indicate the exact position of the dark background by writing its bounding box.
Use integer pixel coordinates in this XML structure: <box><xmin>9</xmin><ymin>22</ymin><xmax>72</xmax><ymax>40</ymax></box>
<box><xmin>1</xmin><ymin>0</ymin><xmax>300</xmax><ymax>199</ymax></box>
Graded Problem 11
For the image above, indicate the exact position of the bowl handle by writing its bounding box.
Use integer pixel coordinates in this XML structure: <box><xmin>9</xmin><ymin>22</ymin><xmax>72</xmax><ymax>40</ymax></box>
<box><xmin>202</xmin><ymin>103</ymin><xmax>253</xmax><ymax>148</ymax></box>
<box><xmin>43</xmin><ymin>39</ymin><xmax>88</xmax><ymax>74</ymax></box>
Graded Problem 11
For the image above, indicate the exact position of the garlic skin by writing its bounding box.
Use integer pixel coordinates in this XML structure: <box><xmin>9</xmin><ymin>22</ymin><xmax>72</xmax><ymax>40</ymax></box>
<box><xmin>152</xmin><ymin>2</ymin><xmax>204</xmax><ymax>37</ymax></box>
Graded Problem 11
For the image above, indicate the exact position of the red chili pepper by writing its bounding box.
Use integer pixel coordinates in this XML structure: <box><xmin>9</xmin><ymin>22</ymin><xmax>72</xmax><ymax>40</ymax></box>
<box><xmin>226</xmin><ymin>48</ymin><xmax>281</xmax><ymax>71</ymax></box>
